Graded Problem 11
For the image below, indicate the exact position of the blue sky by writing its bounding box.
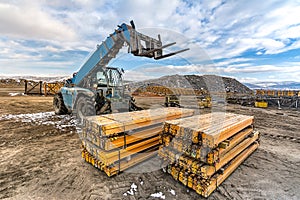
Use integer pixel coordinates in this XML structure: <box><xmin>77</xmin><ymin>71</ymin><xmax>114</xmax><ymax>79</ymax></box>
<box><xmin>0</xmin><ymin>0</ymin><xmax>300</xmax><ymax>83</ymax></box>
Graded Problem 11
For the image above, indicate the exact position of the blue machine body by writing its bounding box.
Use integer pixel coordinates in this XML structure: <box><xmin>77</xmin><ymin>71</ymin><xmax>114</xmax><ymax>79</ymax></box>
<box><xmin>56</xmin><ymin>21</ymin><xmax>188</xmax><ymax>114</ymax></box>
<box><xmin>60</xmin><ymin>23</ymin><xmax>130</xmax><ymax>111</ymax></box>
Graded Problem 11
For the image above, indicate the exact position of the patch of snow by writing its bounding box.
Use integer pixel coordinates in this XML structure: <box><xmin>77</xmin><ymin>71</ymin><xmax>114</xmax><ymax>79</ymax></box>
<box><xmin>9</xmin><ymin>92</ymin><xmax>25</xmax><ymax>96</ymax></box>
<box><xmin>0</xmin><ymin>112</ymin><xmax>78</xmax><ymax>131</ymax></box>
<box><xmin>123</xmin><ymin>183</ymin><xmax>138</xmax><ymax>196</ymax></box>
<box><xmin>169</xmin><ymin>189</ymin><xmax>176</xmax><ymax>196</ymax></box>
<box><xmin>131</xmin><ymin>183</ymin><xmax>137</xmax><ymax>191</ymax></box>
<box><xmin>150</xmin><ymin>192</ymin><xmax>165</xmax><ymax>199</ymax></box>
<box><xmin>140</xmin><ymin>181</ymin><xmax>144</xmax><ymax>185</ymax></box>
<box><xmin>127</xmin><ymin>189</ymin><xmax>134</xmax><ymax>196</ymax></box>
<box><xmin>0</xmin><ymin>112</ymin><xmax>55</xmax><ymax>121</ymax></box>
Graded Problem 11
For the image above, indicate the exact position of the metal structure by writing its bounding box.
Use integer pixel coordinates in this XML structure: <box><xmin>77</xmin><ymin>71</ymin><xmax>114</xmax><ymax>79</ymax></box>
<box><xmin>53</xmin><ymin>21</ymin><xmax>189</xmax><ymax>119</ymax></box>
<box><xmin>24</xmin><ymin>80</ymin><xmax>43</xmax><ymax>95</ymax></box>
<box><xmin>226</xmin><ymin>90</ymin><xmax>300</xmax><ymax>110</ymax></box>
<box><xmin>255</xmin><ymin>89</ymin><xmax>300</xmax><ymax>109</ymax></box>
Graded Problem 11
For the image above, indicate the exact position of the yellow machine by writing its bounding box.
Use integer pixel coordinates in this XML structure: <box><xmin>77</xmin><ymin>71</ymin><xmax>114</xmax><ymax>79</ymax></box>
<box><xmin>165</xmin><ymin>95</ymin><xmax>212</xmax><ymax>108</ymax></box>
<box><xmin>198</xmin><ymin>97</ymin><xmax>212</xmax><ymax>108</ymax></box>
<box><xmin>255</xmin><ymin>101</ymin><xmax>268</xmax><ymax>108</ymax></box>
<box><xmin>165</xmin><ymin>95</ymin><xmax>180</xmax><ymax>107</ymax></box>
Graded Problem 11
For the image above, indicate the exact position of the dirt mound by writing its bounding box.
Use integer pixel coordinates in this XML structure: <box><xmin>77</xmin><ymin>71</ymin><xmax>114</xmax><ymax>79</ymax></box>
<box><xmin>128</xmin><ymin>74</ymin><xmax>253</xmax><ymax>94</ymax></box>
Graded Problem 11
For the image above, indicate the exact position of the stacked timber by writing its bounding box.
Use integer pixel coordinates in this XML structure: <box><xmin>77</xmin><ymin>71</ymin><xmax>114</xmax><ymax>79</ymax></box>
<box><xmin>158</xmin><ymin>112</ymin><xmax>259</xmax><ymax>197</ymax></box>
<box><xmin>80</xmin><ymin>107</ymin><xmax>194</xmax><ymax>177</ymax></box>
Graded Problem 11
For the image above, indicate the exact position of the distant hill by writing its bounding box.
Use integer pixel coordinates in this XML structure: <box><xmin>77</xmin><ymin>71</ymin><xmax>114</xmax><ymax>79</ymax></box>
<box><xmin>128</xmin><ymin>74</ymin><xmax>253</xmax><ymax>94</ymax></box>
<box><xmin>244</xmin><ymin>81</ymin><xmax>300</xmax><ymax>90</ymax></box>
<box><xmin>0</xmin><ymin>75</ymin><xmax>69</xmax><ymax>83</ymax></box>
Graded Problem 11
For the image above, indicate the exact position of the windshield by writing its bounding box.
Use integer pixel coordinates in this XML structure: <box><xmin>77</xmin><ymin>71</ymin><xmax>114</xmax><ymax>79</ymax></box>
<box><xmin>107</xmin><ymin>68</ymin><xmax>122</xmax><ymax>87</ymax></box>
<box><xmin>96</xmin><ymin>70</ymin><xmax>107</xmax><ymax>86</ymax></box>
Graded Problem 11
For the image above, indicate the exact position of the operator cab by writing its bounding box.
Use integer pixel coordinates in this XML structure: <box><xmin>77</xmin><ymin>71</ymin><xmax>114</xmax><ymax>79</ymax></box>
<box><xmin>95</xmin><ymin>67</ymin><xmax>124</xmax><ymax>99</ymax></box>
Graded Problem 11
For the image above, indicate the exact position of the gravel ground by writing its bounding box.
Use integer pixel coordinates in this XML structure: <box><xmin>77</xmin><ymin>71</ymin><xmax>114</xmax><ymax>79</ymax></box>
<box><xmin>0</xmin><ymin>89</ymin><xmax>299</xmax><ymax>200</ymax></box>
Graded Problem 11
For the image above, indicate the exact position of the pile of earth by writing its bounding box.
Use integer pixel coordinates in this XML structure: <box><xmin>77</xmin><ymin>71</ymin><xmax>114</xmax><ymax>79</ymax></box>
<box><xmin>128</xmin><ymin>74</ymin><xmax>252</xmax><ymax>94</ymax></box>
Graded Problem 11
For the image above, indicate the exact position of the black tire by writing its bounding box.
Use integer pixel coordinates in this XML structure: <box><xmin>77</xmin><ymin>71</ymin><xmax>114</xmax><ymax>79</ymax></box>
<box><xmin>165</xmin><ymin>103</ymin><xmax>169</xmax><ymax>107</ymax></box>
<box><xmin>53</xmin><ymin>93</ymin><xmax>68</xmax><ymax>115</ymax></box>
<box><xmin>75</xmin><ymin>96</ymin><xmax>96</xmax><ymax>122</ymax></box>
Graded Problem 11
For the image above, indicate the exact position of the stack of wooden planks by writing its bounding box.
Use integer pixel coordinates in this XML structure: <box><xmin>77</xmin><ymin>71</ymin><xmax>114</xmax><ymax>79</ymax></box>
<box><xmin>158</xmin><ymin>112</ymin><xmax>259</xmax><ymax>197</ymax></box>
<box><xmin>80</xmin><ymin>107</ymin><xmax>194</xmax><ymax>177</ymax></box>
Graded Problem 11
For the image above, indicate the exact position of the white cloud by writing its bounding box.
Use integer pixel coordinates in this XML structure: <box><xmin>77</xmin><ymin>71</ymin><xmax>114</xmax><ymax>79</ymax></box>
<box><xmin>123</xmin><ymin>70</ymin><xmax>157</xmax><ymax>81</ymax></box>
<box><xmin>44</xmin><ymin>46</ymin><xmax>61</xmax><ymax>53</ymax></box>
<box><xmin>0</xmin><ymin>0</ymin><xmax>300</xmax><ymax>82</ymax></box>
<box><xmin>237</xmin><ymin>77</ymin><xmax>258</xmax><ymax>83</ymax></box>
<box><xmin>0</xmin><ymin>1</ymin><xmax>77</xmax><ymax>41</ymax></box>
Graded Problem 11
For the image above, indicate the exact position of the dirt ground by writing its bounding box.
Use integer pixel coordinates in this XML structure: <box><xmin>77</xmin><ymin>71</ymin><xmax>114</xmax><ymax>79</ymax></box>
<box><xmin>0</xmin><ymin>88</ymin><xmax>299</xmax><ymax>200</ymax></box>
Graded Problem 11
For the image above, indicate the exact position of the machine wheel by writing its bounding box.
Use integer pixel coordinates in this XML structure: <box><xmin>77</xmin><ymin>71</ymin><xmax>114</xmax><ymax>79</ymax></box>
<box><xmin>75</xmin><ymin>96</ymin><xmax>96</xmax><ymax>122</ymax></box>
<box><xmin>53</xmin><ymin>93</ymin><xmax>68</xmax><ymax>115</ymax></box>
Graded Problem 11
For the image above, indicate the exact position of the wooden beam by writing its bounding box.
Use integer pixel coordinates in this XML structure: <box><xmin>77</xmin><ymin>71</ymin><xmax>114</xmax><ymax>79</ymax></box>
<box><xmin>202</xmin><ymin>142</ymin><xmax>259</xmax><ymax>197</ymax></box>
<box><xmin>158</xmin><ymin>130</ymin><xmax>259</xmax><ymax>178</ymax></box>
<box><xmin>207</xmin><ymin>128</ymin><xmax>255</xmax><ymax>164</ymax></box>
<box><xmin>82</xmin><ymin>146</ymin><xmax>157</xmax><ymax>177</ymax></box>
<box><xmin>84</xmin><ymin>108</ymin><xmax>194</xmax><ymax>136</ymax></box>
<box><xmin>105</xmin><ymin>149</ymin><xmax>158</xmax><ymax>176</ymax></box>
<box><xmin>83</xmin><ymin>136</ymin><xmax>159</xmax><ymax>166</ymax></box>
<box><xmin>104</xmin><ymin>125</ymin><xmax>162</xmax><ymax>150</ymax></box>
<box><xmin>201</xmin><ymin>116</ymin><xmax>254</xmax><ymax>148</ymax></box>
<box><xmin>200</xmin><ymin>131</ymin><xmax>259</xmax><ymax>178</ymax></box>
<box><xmin>82</xmin><ymin>125</ymin><xmax>162</xmax><ymax>150</ymax></box>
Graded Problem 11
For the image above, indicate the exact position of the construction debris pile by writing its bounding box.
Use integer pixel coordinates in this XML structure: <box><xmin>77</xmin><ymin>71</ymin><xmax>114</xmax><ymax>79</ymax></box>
<box><xmin>129</xmin><ymin>74</ymin><xmax>253</xmax><ymax>95</ymax></box>
<box><xmin>81</xmin><ymin>107</ymin><xmax>194</xmax><ymax>177</ymax></box>
<box><xmin>158</xmin><ymin>112</ymin><xmax>259</xmax><ymax>197</ymax></box>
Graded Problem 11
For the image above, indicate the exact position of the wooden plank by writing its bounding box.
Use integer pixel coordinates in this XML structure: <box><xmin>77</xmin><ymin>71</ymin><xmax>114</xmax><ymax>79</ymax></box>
<box><xmin>83</xmin><ymin>136</ymin><xmax>159</xmax><ymax>166</ymax></box>
<box><xmin>82</xmin><ymin>124</ymin><xmax>162</xmax><ymax>150</ymax></box>
<box><xmin>162</xmin><ymin>142</ymin><xmax>259</xmax><ymax>197</ymax></box>
<box><xmin>105</xmin><ymin>149</ymin><xmax>157</xmax><ymax>177</ymax></box>
<box><xmin>164</xmin><ymin>112</ymin><xmax>242</xmax><ymax>139</ymax></box>
<box><xmin>201</xmin><ymin>116</ymin><xmax>254</xmax><ymax>148</ymax></box>
<box><xmin>83</xmin><ymin>116</ymin><xmax>116</xmax><ymax>135</ymax></box>
<box><xmin>163</xmin><ymin>112</ymin><xmax>254</xmax><ymax>149</ymax></box>
<box><xmin>207</xmin><ymin>127</ymin><xmax>254</xmax><ymax>164</ymax></box>
<box><xmin>81</xmin><ymin>147</ymin><xmax>157</xmax><ymax>177</ymax></box>
<box><xmin>84</xmin><ymin>108</ymin><xmax>194</xmax><ymax>136</ymax></box>
<box><xmin>200</xmin><ymin>131</ymin><xmax>259</xmax><ymax>178</ymax></box>
<box><xmin>99</xmin><ymin>137</ymin><xmax>159</xmax><ymax>165</ymax></box>
<box><xmin>101</xmin><ymin>110</ymin><xmax>194</xmax><ymax>135</ymax></box>
<box><xmin>158</xmin><ymin>130</ymin><xmax>259</xmax><ymax>176</ymax></box>
<box><xmin>104</xmin><ymin>125</ymin><xmax>162</xmax><ymax>150</ymax></box>
<box><xmin>202</xmin><ymin>142</ymin><xmax>259</xmax><ymax>197</ymax></box>
<box><xmin>80</xmin><ymin>107</ymin><xmax>194</xmax><ymax>177</ymax></box>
